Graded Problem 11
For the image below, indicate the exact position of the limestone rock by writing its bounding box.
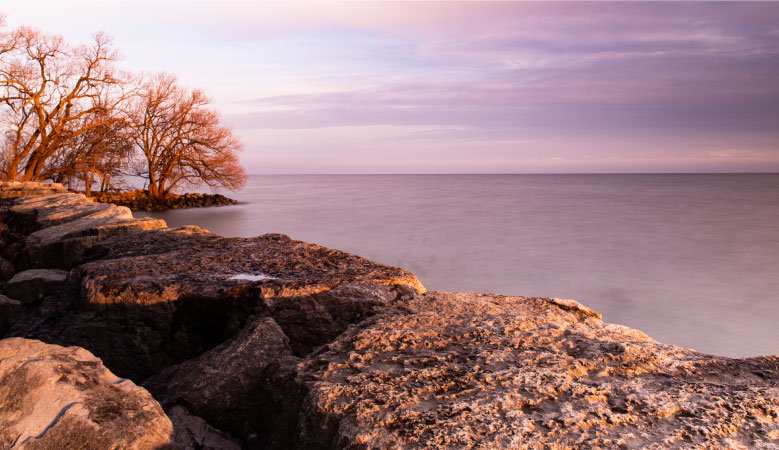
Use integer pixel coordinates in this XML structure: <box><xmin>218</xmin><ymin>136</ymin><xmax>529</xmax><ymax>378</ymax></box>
<box><xmin>0</xmin><ymin>181</ymin><xmax>66</xmax><ymax>200</ymax></box>
<box><xmin>23</xmin><ymin>218</ymin><xmax>168</xmax><ymax>270</ymax></box>
<box><xmin>40</xmin><ymin>232</ymin><xmax>423</xmax><ymax>380</ymax></box>
<box><xmin>26</xmin><ymin>203</ymin><xmax>133</xmax><ymax>246</ymax></box>
<box><xmin>0</xmin><ymin>256</ymin><xmax>14</xmax><ymax>280</ymax></box>
<box><xmin>4</xmin><ymin>269</ymin><xmax>68</xmax><ymax>304</ymax></box>
<box><xmin>144</xmin><ymin>316</ymin><xmax>292</xmax><ymax>447</ymax></box>
<box><xmin>0</xmin><ymin>295</ymin><xmax>22</xmax><ymax>332</ymax></box>
<box><xmin>288</xmin><ymin>291</ymin><xmax>779</xmax><ymax>450</ymax></box>
<box><xmin>167</xmin><ymin>406</ymin><xmax>241</xmax><ymax>450</ymax></box>
<box><xmin>0</xmin><ymin>337</ymin><xmax>175</xmax><ymax>449</ymax></box>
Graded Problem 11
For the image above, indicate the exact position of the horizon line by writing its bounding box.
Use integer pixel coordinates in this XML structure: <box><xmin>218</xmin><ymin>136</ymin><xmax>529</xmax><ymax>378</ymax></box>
<box><xmin>244</xmin><ymin>172</ymin><xmax>779</xmax><ymax>176</ymax></box>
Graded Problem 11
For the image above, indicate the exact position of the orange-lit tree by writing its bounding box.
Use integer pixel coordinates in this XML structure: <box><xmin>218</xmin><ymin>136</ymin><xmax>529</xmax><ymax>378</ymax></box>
<box><xmin>0</xmin><ymin>25</ymin><xmax>129</xmax><ymax>181</ymax></box>
<box><xmin>130</xmin><ymin>73</ymin><xmax>246</xmax><ymax>199</ymax></box>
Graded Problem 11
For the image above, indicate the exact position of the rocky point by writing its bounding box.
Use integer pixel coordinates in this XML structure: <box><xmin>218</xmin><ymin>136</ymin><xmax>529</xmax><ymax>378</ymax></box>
<box><xmin>0</xmin><ymin>181</ymin><xmax>777</xmax><ymax>450</ymax></box>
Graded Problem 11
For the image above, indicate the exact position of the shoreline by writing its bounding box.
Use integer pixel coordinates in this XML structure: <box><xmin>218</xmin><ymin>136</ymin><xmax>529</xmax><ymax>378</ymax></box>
<box><xmin>1</xmin><ymin>181</ymin><xmax>777</xmax><ymax>449</ymax></box>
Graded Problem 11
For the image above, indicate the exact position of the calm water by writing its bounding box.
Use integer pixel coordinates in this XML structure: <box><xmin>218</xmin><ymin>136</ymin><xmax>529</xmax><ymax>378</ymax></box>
<box><xmin>137</xmin><ymin>174</ymin><xmax>779</xmax><ymax>357</ymax></box>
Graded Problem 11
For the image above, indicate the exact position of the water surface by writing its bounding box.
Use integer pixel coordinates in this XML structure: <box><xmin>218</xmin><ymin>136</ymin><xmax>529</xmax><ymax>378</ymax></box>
<box><xmin>137</xmin><ymin>174</ymin><xmax>779</xmax><ymax>357</ymax></box>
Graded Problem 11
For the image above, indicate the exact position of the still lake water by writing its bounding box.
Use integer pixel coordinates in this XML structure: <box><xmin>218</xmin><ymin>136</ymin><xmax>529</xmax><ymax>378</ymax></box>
<box><xmin>137</xmin><ymin>174</ymin><xmax>779</xmax><ymax>358</ymax></box>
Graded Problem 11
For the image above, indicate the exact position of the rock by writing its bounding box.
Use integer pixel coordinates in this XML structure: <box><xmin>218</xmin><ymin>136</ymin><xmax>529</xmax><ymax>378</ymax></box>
<box><xmin>4</xmin><ymin>269</ymin><xmax>68</xmax><ymax>304</ymax></box>
<box><xmin>0</xmin><ymin>294</ymin><xmax>22</xmax><ymax>331</ymax></box>
<box><xmin>0</xmin><ymin>337</ymin><xmax>175</xmax><ymax>449</ymax></box>
<box><xmin>0</xmin><ymin>256</ymin><xmax>14</xmax><ymax>280</ymax></box>
<box><xmin>286</xmin><ymin>291</ymin><xmax>779</xmax><ymax>450</ymax></box>
<box><xmin>0</xmin><ymin>181</ymin><xmax>66</xmax><ymax>200</ymax></box>
<box><xmin>23</xmin><ymin>218</ymin><xmax>168</xmax><ymax>270</ymax></box>
<box><xmin>37</xmin><ymin>232</ymin><xmax>423</xmax><ymax>380</ymax></box>
<box><xmin>144</xmin><ymin>316</ymin><xmax>292</xmax><ymax>447</ymax></box>
<box><xmin>26</xmin><ymin>203</ymin><xmax>133</xmax><ymax>247</ymax></box>
<box><xmin>167</xmin><ymin>406</ymin><xmax>241</xmax><ymax>450</ymax></box>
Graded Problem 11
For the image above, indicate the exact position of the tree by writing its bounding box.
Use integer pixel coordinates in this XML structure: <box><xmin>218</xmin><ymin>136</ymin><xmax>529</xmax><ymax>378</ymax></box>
<box><xmin>0</xmin><ymin>25</ymin><xmax>129</xmax><ymax>180</ymax></box>
<box><xmin>48</xmin><ymin>107</ymin><xmax>134</xmax><ymax>195</ymax></box>
<box><xmin>130</xmin><ymin>73</ymin><xmax>246</xmax><ymax>199</ymax></box>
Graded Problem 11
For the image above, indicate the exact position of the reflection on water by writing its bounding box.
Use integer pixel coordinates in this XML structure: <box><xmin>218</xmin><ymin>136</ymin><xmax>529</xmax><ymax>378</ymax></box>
<box><xmin>137</xmin><ymin>174</ymin><xmax>779</xmax><ymax>357</ymax></box>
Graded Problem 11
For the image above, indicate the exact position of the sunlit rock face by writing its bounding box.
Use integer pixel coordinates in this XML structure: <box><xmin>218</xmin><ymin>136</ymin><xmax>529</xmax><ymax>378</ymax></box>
<box><xmin>289</xmin><ymin>291</ymin><xmax>779</xmax><ymax>450</ymax></box>
<box><xmin>0</xmin><ymin>338</ymin><xmax>175</xmax><ymax>450</ymax></box>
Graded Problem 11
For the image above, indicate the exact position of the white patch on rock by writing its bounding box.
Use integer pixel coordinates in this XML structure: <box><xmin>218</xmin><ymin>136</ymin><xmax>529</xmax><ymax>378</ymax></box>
<box><xmin>227</xmin><ymin>273</ymin><xmax>277</xmax><ymax>282</ymax></box>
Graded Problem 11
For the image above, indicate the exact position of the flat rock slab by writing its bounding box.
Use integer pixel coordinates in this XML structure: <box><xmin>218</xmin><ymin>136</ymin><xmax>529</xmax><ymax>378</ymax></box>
<box><xmin>36</xmin><ymin>202</ymin><xmax>117</xmax><ymax>228</ymax></box>
<box><xmin>0</xmin><ymin>181</ymin><xmax>66</xmax><ymax>200</ymax></box>
<box><xmin>0</xmin><ymin>338</ymin><xmax>175</xmax><ymax>449</ymax></box>
<box><xmin>26</xmin><ymin>204</ymin><xmax>133</xmax><ymax>246</ymax></box>
<box><xmin>290</xmin><ymin>291</ymin><xmax>779</xmax><ymax>450</ymax></box>
<box><xmin>56</xmin><ymin>232</ymin><xmax>424</xmax><ymax>379</ymax></box>
<box><xmin>10</xmin><ymin>192</ymin><xmax>92</xmax><ymax>211</ymax></box>
<box><xmin>4</xmin><ymin>269</ymin><xmax>68</xmax><ymax>304</ymax></box>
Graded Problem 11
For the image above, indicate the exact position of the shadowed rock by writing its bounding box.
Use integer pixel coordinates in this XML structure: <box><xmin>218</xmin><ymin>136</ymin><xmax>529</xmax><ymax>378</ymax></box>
<box><xmin>4</xmin><ymin>269</ymin><xmax>68</xmax><ymax>304</ymax></box>
<box><xmin>0</xmin><ymin>338</ymin><xmax>175</xmax><ymax>450</ymax></box>
<box><xmin>144</xmin><ymin>316</ymin><xmax>292</xmax><ymax>448</ymax></box>
<box><xmin>43</xmin><ymin>232</ymin><xmax>423</xmax><ymax>380</ymax></box>
<box><xmin>286</xmin><ymin>291</ymin><xmax>779</xmax><ymax>450</ymax></box>
<box><xmin>166</xmin><ymin>406</ymin><xmax>240</xmax><ymax>450</ymax></box>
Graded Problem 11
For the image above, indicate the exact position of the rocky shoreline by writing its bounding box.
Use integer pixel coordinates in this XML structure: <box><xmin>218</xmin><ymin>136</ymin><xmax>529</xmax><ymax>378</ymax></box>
<box><xmin>0</xmin><ymin>181</ymin><xmax>777</xmax><ymax>449</ymax></box>
<box><xmin>87</xmin><ymin>189</ymin><xmax>237</xmax><ymax>211</ymax></box>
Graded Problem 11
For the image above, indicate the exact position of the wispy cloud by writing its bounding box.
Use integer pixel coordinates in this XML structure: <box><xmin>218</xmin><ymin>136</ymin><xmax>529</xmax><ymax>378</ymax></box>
<box><xmin>4</xmin><ymin>1</ymin><xmax>779</xmax><ymax>172</ymax></box>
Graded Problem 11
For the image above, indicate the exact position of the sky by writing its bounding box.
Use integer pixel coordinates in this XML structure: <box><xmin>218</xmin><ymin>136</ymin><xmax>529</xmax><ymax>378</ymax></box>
<box><xmin>3</xmin><ymin>1</ymin><xmax>779</xmax><ymax>174</ymax></box>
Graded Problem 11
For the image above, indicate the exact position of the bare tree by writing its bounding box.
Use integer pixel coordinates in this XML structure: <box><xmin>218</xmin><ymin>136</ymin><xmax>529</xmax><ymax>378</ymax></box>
<box><xmin>131</xmin><ymin>73</ymin><xmax>246</xmax><ymax>198</ymax></box>
<box><xmin>48</xmin><ymin>108</ymin><xmax>134</xmax><ymax>195</ymax></box>
<box><xmin>0</xmin><ymin>25</ymin><xmax>129</xmax><ymax>180</ymax></box>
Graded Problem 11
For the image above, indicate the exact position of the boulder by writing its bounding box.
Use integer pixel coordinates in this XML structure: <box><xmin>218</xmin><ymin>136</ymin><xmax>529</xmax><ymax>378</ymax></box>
<box><xmin>4</xmin><ymin>269</ymin><xmax>68</xmax><ymax>304</ymax></box>
<box><xmin>285</xmin><ymin>291</ymin><xmax>779</xmax><ymax>450</ymax></box>
<box><xmin>0</xmin><ymin>181</ymin><xmax>67</xmax><ymax>200</ymax></box>
<box><xmin>0</xmin><ymin>337</ymin><xmax>175</xmax><ymax>449</ymax></box>
<box><xmin>167</xmin><ymin>406</ymin><xmax>241</xmax><ymax>450</ymax></box>
<box><xmin>23</xmin><ymin>217</ymin><xmax>168</xmax><ymax>270</ymax></box>
<box><xmin>0</xmin><ymin>294</ymin><xmax>22</xmax><ymax>330</ymax></box>
<box><xmin>0</xmin><ymin>256</ymin><xmax>14</xmax><ymax>280</ymax></box>
<box><xmin>26</xmin><ymin>204</ymin><xmax>133</xmax><ymax>247</ymax></box>
<box><xmin>31</xmin><ymin>232</ymin><xmax>423</xmax><ymax>380</ymax></box>
<box><xmin>144</xmin><ymin>316</ymin><xmax>292</xmax><ymax>447</ymax></box>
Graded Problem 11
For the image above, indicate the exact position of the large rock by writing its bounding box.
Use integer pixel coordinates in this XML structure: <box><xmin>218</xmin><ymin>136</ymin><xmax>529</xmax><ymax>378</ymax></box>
<box><xmin>0</xmin><ymin>337</ymin><xmax>175</xmax><ymax>449</ymax></box>
<box><xmin>285</xmin><ymin>291</ymin><xmax>779</xmax><ymax>450</ymax></box>
<box><xmin>0</xmin><ymin>294</ymin><xmax>22</xmax><ymax>333</ymax></box>
<box><xmin>144</xmin><ymin>316</ymin><xmax>292</xmax><ymax>448</ymax></box>
<box><xmin>166</xmin><ymin>406</ymin><xmax>241</xmax><ymax>450</ymax></box>
<box><xmin>23</xmin><ymin>217</ymin><xmax>168</xmax><ymax>270</ymax></box>
<box><xmin>0</xmin><ymin>181</ymin><xmax>67</xmax><ymax>200</ymax></box>
<box><xmin>27</xmin><ymin>232</ymin><xmax>424</xmax><ymax>380</ymax></box>
<box><xmin>4</xmin><ymin>269</ymin><xmax>68</xmax><ymax>304</ymax></box>
<box><xmin>26</xmin><ymin>203</ymin><xmax>133</xmax><ymax>246</ymax></box>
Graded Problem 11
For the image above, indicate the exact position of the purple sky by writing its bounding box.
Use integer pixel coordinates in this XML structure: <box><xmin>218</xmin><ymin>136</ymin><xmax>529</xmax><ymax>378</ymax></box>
<box><xmin>4</xmin><ymin>1</ymin><xmax>779</xmax><ymax>173</ymax></box>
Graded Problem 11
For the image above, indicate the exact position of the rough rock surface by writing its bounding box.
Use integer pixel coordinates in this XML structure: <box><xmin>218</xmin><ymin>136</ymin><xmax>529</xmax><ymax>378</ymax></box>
<box><xmin>0</xmin><ymin>337</ymin><xmax>175</xmax><ymax>449</ymax></box>
<box><xmin>144</xmin><ymin>316</ymin><xmax>292</xmax><ymax>447</ymax></box>
<box><xmin>0</xmin><ymin>181</ymin><xmax>67</xmax><ymax>200</ymax></box>
<box><xmin>4</xmin><ymin>268</ymin><xmax>68</xmax><ymax>304</ymax></box>
<box><xmin>166</xmin><ymin>406</ymin><xmax>241</xmax><ymax>450</ymax></box>
<box><xmin>288</xmin><ymin>291</ymin><xmax>779</xmax><ymax>450</ymax></box>
<box><xmin>31</xmin><ymin>231</ymin><xmax>423</xmax><ymax>380</ymax></box>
